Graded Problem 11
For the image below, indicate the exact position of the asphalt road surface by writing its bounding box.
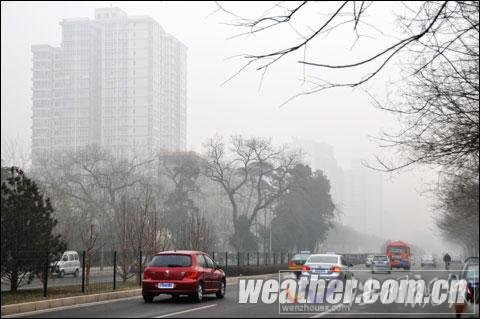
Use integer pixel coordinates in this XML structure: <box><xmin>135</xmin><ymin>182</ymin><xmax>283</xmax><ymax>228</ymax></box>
<box><xmin>6</xmin><ymin>265</ymin><xmax>465</xmax><ymax>318</ymax></box>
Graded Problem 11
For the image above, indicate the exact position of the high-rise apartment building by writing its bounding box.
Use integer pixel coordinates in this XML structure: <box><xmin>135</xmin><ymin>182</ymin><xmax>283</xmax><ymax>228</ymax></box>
<box><xmin>292</xmin><ymin>139</ymin><xmax>346</xmax><ymax>208</ymax></box>
<box><xmin>31</xmin><ymin>7</ymin><xmax>187</xmax><ymax>165</ymax></box>
<box><xmin>344</xmin><ymin>160</ymin><xmax>383</xmax><ymax>236</ymax></box>
<box><xmin>290</xmin><ymin>139</ymin><xmax>384</xmax><ymax>236</ymax></box>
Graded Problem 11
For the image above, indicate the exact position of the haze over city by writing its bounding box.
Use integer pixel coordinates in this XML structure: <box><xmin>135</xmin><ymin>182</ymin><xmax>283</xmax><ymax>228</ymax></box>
<box><xmin>1</xmin><ymin>1</ymin><xmax>449</xmax><ymax>254</ymax></box>
<box><xmin>2</xmin><ymin>2</ymin><xmax>478</xmax><ymax>318</ymax></box>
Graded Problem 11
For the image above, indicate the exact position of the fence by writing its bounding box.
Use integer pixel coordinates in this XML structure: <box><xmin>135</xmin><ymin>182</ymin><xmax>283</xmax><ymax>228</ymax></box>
<box><xmin>1</xmin><ymin>250</ymin><xmax>369</xmax><ymax>305</ymax></box>
<box><xmin>0</xmin><ymin>250</ymin><xmax>292</xmax><ymax>304</ymax></box>
<box><xmin>1</xmin><ymin>250</ymin><xmax>143</xmax><ymax>304</ymax></box>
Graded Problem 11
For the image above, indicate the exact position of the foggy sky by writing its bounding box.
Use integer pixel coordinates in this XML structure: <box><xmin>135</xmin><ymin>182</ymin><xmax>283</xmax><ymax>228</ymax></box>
<box><xmin>1</xmin><ymin>1</ymin><xmax>454</xmax><ymax>254</ymax></box>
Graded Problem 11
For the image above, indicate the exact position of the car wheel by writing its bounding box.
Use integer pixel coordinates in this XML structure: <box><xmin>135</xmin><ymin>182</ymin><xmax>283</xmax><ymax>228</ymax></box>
<box><xmin>74</xmin><ymin>269</ymin><xmax>79</xmax><ymax>277</ymax></box>
<box><xmin>59</xmin><ymin>270</ymin><xmax>65</xmax><ymax>278</ymax></box>
<box><xmin>192</xmin><ymin>282</ymin><xmax>203</xmax><ymax>303</ymax></box>
<box><xmin>143</xmin><ymin>293</ymin><xmax>154</xmax><ymax>303</ymax></box>
<box><xmin>371</xmin><ymin>270</ymin><xmax>374</xmax><ymax>274</ymax></box>
<box><xmin>216</xmin><ymin>279</ymin><xmax>226</xmax><ymax>299</ymax></box>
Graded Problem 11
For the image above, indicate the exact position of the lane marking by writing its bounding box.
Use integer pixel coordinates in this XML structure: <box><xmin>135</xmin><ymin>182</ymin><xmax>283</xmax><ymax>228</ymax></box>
<box><xmin>309</xmin><ymin>309</ymin><xmax>334</xmax><ymax>318</ymax></box>
<box><xmin>153</xmin><ymin>304</ymin><xmax>217</xmax><ymax>318</ymax></box>
<box><xmin>2</xmin><ymin>273</ymin><xmax>279</xmax><ymax>318</ymax></box>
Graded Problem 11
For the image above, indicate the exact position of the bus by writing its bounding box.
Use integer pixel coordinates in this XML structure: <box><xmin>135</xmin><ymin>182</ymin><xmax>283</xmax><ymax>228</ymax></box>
<box><xmin>386</xmin><ymin>240</ymin><xmax>411</xmax><ymax>270</ymax></box>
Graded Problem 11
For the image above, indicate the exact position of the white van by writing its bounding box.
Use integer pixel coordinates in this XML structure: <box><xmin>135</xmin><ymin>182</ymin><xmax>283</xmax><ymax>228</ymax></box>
<box><xmin>51</xmin><ymin>251</ymin><xmax>81</xmax><ymax>277</ymax></box>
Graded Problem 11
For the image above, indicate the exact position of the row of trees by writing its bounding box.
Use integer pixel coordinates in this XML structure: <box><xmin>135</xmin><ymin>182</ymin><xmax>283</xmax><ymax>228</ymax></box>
<box><xmin>215</xmin><ymin>1</ymin><xmax>479</xmax><ymax>255</ymax></box>
<box><xmin>1</xmin><ymin>135</ymin><xmax>337</xmax><ymax>290</ymax></box>
<box><xmin>436</xmin><ymin>169</ymin><xmax>479</xmax><ymax>256</ymax></box>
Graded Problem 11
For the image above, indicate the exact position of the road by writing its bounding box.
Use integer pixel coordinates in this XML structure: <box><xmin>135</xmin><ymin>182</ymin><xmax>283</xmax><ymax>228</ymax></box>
<box><xmin>5</xmin><ymin>265</ymin><xmax>465</xmax><ymax>318</ymax></box>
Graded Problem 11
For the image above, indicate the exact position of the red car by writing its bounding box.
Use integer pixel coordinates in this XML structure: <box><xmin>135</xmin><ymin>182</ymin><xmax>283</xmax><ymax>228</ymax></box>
<box><xmin>142</xmin><ymin>250</ymin><xmax>226</xmax><ymax>302</ymax></box>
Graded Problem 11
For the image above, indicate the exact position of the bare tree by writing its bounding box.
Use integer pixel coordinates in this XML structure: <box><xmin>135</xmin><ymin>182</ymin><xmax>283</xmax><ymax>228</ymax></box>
<box><xmin>126</xmin><ymin>183</ymin><xmax>159</xmax><ymax>255</ymax></box>
<box><xmin>34</xmin><ymin>145</ymin><xmax>154</xmax><ymax>286</ymax></box>
<box><xmin>204</xmin><ymin>135</ymin><xmax>301</xmax><ymax>251</ymax></box>
<box><xmin>160</xmin><ymin>151</ymin><xmax>210</xmax><ymax>248</ymax></box>
<box><xmin>216</xmin><ymin>1</ymin><xmax>472</xmax><ymax>93</ymax></box>
<box><xmin>122</xmin><ymin>182</ymin><xmax>169</xmax><ymax>282</ymax></box>
<box><xmin>177</xmin><ymin>213</ymin><xmax>216</xmax><ymax>252</ymax></box>
<box><xmin>436</xmin><ymin>171</ymin><xmax>479</xmax><ymax>256</ymax></box>
<box><xmin>1</xmin><ymin>135</ymin><xmax>31</xmax><ymax>169</ymax></box>
<box><xmin>35</xmin><ymin>146</ymin><xmax>112</xmax><ymax>287</ymax></box>
<box><xmin>368</xmin><ymin>2</ymin><xmax>479</xmax><ymax>173</ymax></box>
<box><xmin>435</xmin><ymin>169</ymin><xmax>479</xmax><ymax>256</ymax></box>
<box><xmin>215</xmin><ymin>1</ymin><xmax>479</xmax><ymax>173</ymax></box>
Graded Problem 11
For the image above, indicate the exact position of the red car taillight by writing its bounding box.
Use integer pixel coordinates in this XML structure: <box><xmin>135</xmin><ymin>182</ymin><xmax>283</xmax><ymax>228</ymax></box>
<box><xmin>184</xmin><ymin>271</ymin><xmax>199</xmax><ymax>280</ymax></box>
<box><xmin>330</xmin><ymin>266</ymin><xmax>341</xmax><ymax>273</ymax></box>
<box><xmin>143</xmin><ymin>269</ymin><xmax>152</xmax><ymax>280</ymax></box>
<box><xmin>302</xmin><ymin>265</ymin><xmax>311</xmax><ymax>271</ymax></box>
<box><xmin>288</xmin><ymin>261</ymin><xmax>295</xmax><ymax>267</ymax></box>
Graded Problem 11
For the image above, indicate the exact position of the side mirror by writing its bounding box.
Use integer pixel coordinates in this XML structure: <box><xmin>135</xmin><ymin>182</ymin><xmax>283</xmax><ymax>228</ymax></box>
<box><xmin>215</xmin><ymin>263</ymin><xmax>223</xmax><ymax>270</ymax></box>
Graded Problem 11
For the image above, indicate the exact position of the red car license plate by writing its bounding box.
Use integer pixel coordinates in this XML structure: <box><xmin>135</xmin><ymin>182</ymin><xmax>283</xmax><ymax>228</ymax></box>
<box><xmin>158</xmin><ymin>283</ymin><xmax>174</xmax><ymax>289</ymax></box>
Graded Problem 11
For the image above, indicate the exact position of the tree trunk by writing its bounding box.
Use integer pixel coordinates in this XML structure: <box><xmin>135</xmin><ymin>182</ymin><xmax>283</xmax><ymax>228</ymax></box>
<box><xmin>100</xmin><ymin>246</ymin><xmax>104</xmax><ymax>271</ymax></box>
<box><xmin>85</xmin><ymin>249</ymin><xmax>92</xmax><ymax>288</ymax></box>
<box><xmin>10</xmin><ymin>271</ymin><xmax>18</xmax><ymax>292</ymax></box>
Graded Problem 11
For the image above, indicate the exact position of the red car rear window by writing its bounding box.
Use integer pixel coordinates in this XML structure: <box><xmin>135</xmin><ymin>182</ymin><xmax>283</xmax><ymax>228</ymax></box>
<box><xmin>149</xmin><ymin>254</ymin><xmax>192</xmax><ymax>267</ymax></box>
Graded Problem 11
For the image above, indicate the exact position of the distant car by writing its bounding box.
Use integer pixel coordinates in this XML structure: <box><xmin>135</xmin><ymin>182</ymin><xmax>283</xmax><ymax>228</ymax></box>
<box><xmin>142</xmin><ymin>250</ymin><xmax>226</xmax><ymax>303</ymax></box>
<box><xmin>455</xmin><ymin>262</ymin><xmax>479</xmax><ymax>318</ymax></box>
<box><xmin>371</xmin><ymin>255</ymin><xmax>392</xmax><ymax>274</ymax></box>
<box><xmin>288</xmin><ymin>252</ymin><xmax>311</xmax><ymax>279</ymax></box>
<box><xmin>421</xmin><ymin>255</ymin><xmax>437</xmax><ymax>268</ymax></box>
<box><xmin>464</xmin><ymin>257</ymin><xmax>479</xmax><ymax>265</ymax></box>
<box><xmin>302</xmin><ymin>254</ymin><xmax>353</xmax><ymax>282</ymax></box>
<box><xmin>365</xmin><ymin>255</ymin><xmax>374</xmax><ymax>268</ymax></box>
<box><xmin>50</xmin><ymin>251</ymin><xmax>81</xmax><ymax>278</ymax></box>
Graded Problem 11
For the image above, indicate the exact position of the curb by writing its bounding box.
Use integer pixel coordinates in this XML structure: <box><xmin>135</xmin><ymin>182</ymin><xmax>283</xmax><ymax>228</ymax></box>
<box><xmin>1</xmin><ymin>289</ymin><xmax>141</xmax><ymax>316</ymax></box>
<box><xmin>1</xmin><ymin>272</ymin><xmax>278</xmax><ymax>316</ymax></box>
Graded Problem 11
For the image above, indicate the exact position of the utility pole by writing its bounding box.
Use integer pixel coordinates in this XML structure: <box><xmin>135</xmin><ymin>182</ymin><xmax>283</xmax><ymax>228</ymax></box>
<box><xmin>264</xmin><ymin>208</ymin><xmax>267</xmax><ymax>252</ymax></box>
<box><xmin>269</xmin><ymin>208</ymin><xmax>272</xmax><ymax>253</ymax></box>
